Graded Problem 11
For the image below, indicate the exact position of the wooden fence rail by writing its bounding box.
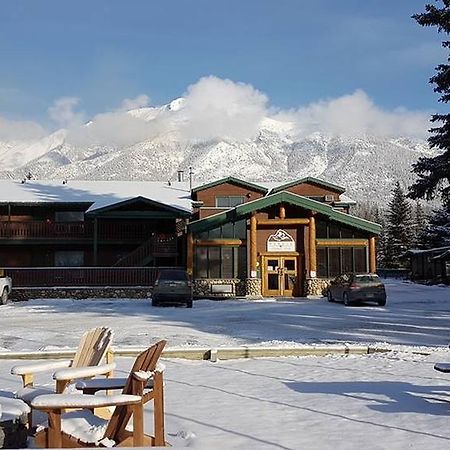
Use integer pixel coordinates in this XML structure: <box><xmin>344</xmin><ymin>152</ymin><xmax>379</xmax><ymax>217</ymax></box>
<box><xmin>3</xmin><ymin>267</ymin><xmax>179</xmax><ymax>287</ymax></box>
<box><xmin>0</xmin><ymin>221</ymin><xmax>163</xmax><ymax>241</ymax></box>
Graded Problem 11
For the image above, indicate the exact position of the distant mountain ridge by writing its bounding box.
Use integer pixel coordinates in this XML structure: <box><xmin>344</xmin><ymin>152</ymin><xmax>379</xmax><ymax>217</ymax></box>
<box><xmin>0</xmin><ymin>98</ymin><xmax>434</xmax><ymax>204</ymax></box>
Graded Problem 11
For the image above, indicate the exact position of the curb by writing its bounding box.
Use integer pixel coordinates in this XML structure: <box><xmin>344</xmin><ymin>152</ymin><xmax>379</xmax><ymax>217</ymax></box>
<box><xmin>0</xmin><ymin>345</ymin><xmax>390</xmax><ymax>362</ymax></box>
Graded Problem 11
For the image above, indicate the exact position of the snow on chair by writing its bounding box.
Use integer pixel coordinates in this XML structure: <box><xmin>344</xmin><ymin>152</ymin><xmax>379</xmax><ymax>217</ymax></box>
<box><xmin>31</xmin><ymin>340</ymin><xmax>167</xmax><ymax>448</ymax></box>
<box><xmin>11</xmin><ymin>326</ymin><xmax>115</xmax><ymax>428</ymax></box>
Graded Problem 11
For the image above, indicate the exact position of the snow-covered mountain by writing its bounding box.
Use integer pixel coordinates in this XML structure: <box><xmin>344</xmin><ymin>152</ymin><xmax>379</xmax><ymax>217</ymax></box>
<box><xmin>0</xmin><ymin>99</ymin><xmax>434</xmax><ymax>204</ymax></box>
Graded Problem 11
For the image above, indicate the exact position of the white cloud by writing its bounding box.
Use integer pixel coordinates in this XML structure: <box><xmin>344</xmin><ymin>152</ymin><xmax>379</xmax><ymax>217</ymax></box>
<box><xmin>119</xmin><ymin>94</ymin><xmax>150</xmax><ymax>111</ymax></box>
<box><xmin>274</xmin><ymin>90</ymin><xmax>430</xmax><ymax>139</ymax></box>
<box><xmin>48</xmin><ymin>97</ymin><xmax>84</xmax><ymax>128</ymax></box>
<box><xmin>176</xmin><ymin>76</ymin><xmax>268</xmax><ymax>141</ymax></box>
<box><xmin>0</xmin><ymin>116</ymin><xmax>47</xmax><ymax>141</ymax></box>
<box><xmin>67</xmin><ymin>111</ymin><xmax>161</xmax><ymax>148</ymax></box>
<box><xmin>67</xmin><ymin>77</ymin><xmax>269</xmax><ymax>147</ymax></box>
<box><xmin>1</xmin><ymin>79</ymin><xmax>431</xmax><ymax>150</ymax></box>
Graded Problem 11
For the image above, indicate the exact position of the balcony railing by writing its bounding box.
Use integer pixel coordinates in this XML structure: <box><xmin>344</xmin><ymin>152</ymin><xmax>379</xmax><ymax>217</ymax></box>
<box><xmin>4</xmin><ymin>267</ymin><xmax>179</xmax><ymax>287</ymax></box>
<box><xmin>0</xmin><ymin>221</ymin><xmax>165</xmax><ymax>241</ymax></box>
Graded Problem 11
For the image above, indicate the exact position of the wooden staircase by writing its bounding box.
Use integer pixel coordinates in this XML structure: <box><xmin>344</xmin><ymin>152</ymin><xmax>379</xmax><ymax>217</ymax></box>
<box><xmin>113</xmin><ymin>233</ymin><xmax>177</xmax><ymax>267</ymax></box>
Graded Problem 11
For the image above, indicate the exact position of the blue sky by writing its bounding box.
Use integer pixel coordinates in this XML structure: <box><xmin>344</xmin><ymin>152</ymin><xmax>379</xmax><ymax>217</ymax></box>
<box><xmin>0</xmin><ymin>0</ymin><xmax>445</xmax><ymax>125</ymax></box>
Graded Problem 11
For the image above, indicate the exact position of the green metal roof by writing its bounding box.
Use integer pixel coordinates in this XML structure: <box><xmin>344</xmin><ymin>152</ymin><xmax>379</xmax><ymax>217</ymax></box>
<box><xmin>188</xmin><ymin>191</ymin><xmax>381</xmax><ymax>235</ymax></box>
<box><xmin>192</xmin><ymin>176</ymin><xmax>268</xmax><ymax>194</ymax></box>
<box><xmin>269</xmin><ymin>177</ymin><xmax>346</xmax><ymax>194</ymax></box>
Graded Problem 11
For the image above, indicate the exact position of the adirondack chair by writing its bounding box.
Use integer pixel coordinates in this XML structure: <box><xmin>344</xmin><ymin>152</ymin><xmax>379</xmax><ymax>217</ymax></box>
<box><xmin>11</xmin><ymin>327</ymin><xmax>115</xmax><ymax>427</ymax></box>
<box><xmin>31</xmin><ymin>340</ymin><xmax>167</xmax><ymax>448</ymax></box>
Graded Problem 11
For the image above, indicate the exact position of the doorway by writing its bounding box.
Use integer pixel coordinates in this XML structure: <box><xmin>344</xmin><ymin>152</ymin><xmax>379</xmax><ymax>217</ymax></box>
<box><xmin>262</xmin><ymin>255</ymin><xmax>298</xmax><ymax>297</ymax></box>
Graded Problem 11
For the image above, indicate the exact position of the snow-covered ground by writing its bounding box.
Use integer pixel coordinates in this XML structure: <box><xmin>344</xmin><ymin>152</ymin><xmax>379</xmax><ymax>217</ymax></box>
<box><xmin>1</xmin><ymin>280</ymin><xmax>450</xmax><ymax>448</ymax></box>
<box><xmin>0</xmin><ymin>279</ymin><xmax>449</xmax><ymax>352</ymax></box>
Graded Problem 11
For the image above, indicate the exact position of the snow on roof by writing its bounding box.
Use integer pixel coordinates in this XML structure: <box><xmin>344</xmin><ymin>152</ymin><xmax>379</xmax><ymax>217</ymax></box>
<box><xmin>336</xmin><ymin>193</ymin><xmax>356</xmax><ymax>204</ymax></box>
<box><xmin>405</xmin><ymin>246</ymin><xmax>450</xmax><ymax>255</ymax></box>
<box><xmin>0</xmin><ymin>180</ymin><xmax>192</xmax><ymax>213</ymax></box>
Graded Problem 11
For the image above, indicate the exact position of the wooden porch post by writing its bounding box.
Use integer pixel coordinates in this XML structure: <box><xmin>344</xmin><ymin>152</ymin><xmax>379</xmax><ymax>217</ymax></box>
<box><xmin>93</xmin><ymin>218</ymin><xmax>98</xmax><ymax>266</ymax></box>
<box><xmin>309</xmin><ymin>213</ymin><xmax>317</xmax><ymax>278</ymax></box>
<box><xmin>279</xmin><ymin>204</ymin><xmax>286</xmax><ymax>220</ymax></box>
<box><xmin>250</xmin><ymin>214</ymin><xmax>257</xmax><ymax>277</ymax></box>
<box><xmin>187</xmin><ymin>231</ymin><xmax>194</xmax><ymax>276</ymax></box>
<box><xmin>369</xmin><ymin>236</ymin><xmax>377</xmax><ymax>273</ymax></box>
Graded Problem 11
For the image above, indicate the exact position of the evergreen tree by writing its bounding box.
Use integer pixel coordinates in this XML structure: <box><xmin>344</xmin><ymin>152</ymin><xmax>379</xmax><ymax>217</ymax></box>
<box><xmin>412</xmin><ymin>201</ymin><xmax>429</xmax><ymax>247</ymax></box>
<box><xmin>418</xmin><ymin>204</ymin><xmax>450</xmax><ymax>248</ymax></box>
<box><xmin>373</xmin><ymin>207</ymin><xmax>387</xmax><ymax>267</ymax></box>
<box><xmin>409</xmin><ymin>1</ymin><xmax>450</xmax><ymax>204</ymax></box>
<box><xmin>385</xmin><ymin>182</ymin><xmax>413</xmax><ymax>267</ymax></box>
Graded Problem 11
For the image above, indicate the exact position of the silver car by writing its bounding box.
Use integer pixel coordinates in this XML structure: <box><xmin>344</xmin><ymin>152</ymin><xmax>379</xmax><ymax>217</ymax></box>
<box><xmin>327</xmin><ymin>273</ymin><xmax>387</xmax><ymax>307</ymax></box>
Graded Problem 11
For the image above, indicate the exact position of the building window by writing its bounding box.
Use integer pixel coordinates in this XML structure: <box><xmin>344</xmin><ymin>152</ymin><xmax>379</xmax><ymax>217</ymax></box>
<box><xmin>354</xmin><ymin>248</ymin><xmax>367</xmax><ymax>273</ymax></box>
<box><xmin>55</xmin><ymin>211</ymin><xmax>84</xmax><ymax>222</ymax></box>
<box><xmin>199</xmin><ymin>220</ymin><xmax>247</xmax><ymax>240</ymax></box>
<box><xmin>215</xmin><ymin>196</ymin><xmax>245</xmax><ymax>207</ymax></box>
<box><xmin>329</xmin><ymin>248</ymin><xmax>341</xmax><ymax>277</ymax></box>
<box><xmin>194</xmin><ymin>246</ymin><xmax>247</xmax><ymax>279</ymax></box>
<box><xmin>317</xmin><ymin>247</ymin><xmax>368</xmax><ymax>278</ymax></box>
<box><xmin>341</xmin><ymin>248</ymin><xmax>353</xmax><ymax>273</ymax></box>
<box><xmin>54</xmin><ymin>251</ymin><xmax>84</xmax><ymax>267</ymax></box>
<box><xmin>316</xmin><ymin>221</ymin><xmax>327</xmax><ymax>238</ymax></box>
<box><xmin>317</xmin><ymin>248</ymin><xmax>328</xmax><ymax>277</ymax></box>
<box><xmin>208</xmin><ymin>247</ymin><xmax>221</xmax><ymax>278</ymax></box>
<box><xmin>234</xmin><ymin>220</ymin><xmax>247</xmax><ymax>239</ymax></box>
<box><xmin>315</xmin><ymin>222</ymin><xmax>367</xmax><ymax>239</ymax></box>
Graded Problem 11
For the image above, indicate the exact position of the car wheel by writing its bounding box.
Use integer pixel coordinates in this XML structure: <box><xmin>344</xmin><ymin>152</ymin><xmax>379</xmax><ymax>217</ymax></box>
<box><xmin>186</xmin><ymin>299</ymin><xmax>193</xmax><ymax>308</ymax></box>
<box><xmin>378</xmin><ymin>298</ymin><xmax>386</xmax><ymax>307</ymax></box>
<box><xmin>152</xmin><ymin>296</ymin><xmax>159</xmax><ymax>307</ymax></box>
<box><xmin>1</xmin><ymin>288</ymin><xmax>9</xmax><ymax>305</ymax></box>
<box><xmin>343</xmin><ymin>292</ymin><xmax>351</xmax><ymax>307</ymax></box>
<box><xmin>327</xmin><ymin>290</ymin><xmax>334</xmax><ymax>302</ymax></box>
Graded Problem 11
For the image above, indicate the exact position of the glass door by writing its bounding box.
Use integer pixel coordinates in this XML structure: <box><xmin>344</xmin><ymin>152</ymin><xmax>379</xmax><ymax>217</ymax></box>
<box><xmin>262</xmin><ymin>256</ymin><xmax>297</xmax><ymax>296</ymax></box>
<box><xmin>281</xmin><ymin>257</ymin><xmax>297</xmax><ymax>297</ymax></box>
<box><xmin>264</xmin><ymin>257</ymin><xmax>282</xmax><ymax>296</ymax></box>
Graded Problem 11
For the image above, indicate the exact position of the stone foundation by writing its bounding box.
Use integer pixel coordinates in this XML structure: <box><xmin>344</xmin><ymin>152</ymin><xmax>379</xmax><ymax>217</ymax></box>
<box><xmin>245</xmin><ymin>278</ymin><xmax>262</xmax><ymax>298</ymax></box>
<box><xmin>304</xmin><ymin>278</ymin><xmax>332</xmax><ymax>296</ymax></box>
<box><xmin>193</xmin><ymin>278</ymin><xmax>263</xmax><ymax>298</ymax></box>
<box><xmin>10</xmin><ymin>287</ymin><xmax>152</xmax><ymax>301</ymax></box>
<box><xmin>193</xmin><ymin>279</ymin><xmax>245</xmax><ymax>298</ymax></box>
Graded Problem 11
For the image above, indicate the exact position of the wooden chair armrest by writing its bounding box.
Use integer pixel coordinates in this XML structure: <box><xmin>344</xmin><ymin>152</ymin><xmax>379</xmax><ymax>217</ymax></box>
<box><xmin>11</xmin><ymin>360</ymin><xmax>72</xmax><ymax>376</ymax></box>
<box><xmin>53</xmin><ymin>363</ymin><xmax>116</xmax><ymax>381</ymax></box>
<box><xmin>31</xmin><ymin>393</ymin><xmax>142</xmax><ymax>411</ymax></box>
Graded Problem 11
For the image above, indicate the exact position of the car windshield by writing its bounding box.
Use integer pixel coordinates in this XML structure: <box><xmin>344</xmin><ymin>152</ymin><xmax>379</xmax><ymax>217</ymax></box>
<box><xmin>354</xmin><ymin>275</ymin><xmax>380</xmax><ymax>283</ymax></box>
<box><xmin>158</xmin><ymin>270</ymin><xmax>188</xmax><ymax>281</ymax></box>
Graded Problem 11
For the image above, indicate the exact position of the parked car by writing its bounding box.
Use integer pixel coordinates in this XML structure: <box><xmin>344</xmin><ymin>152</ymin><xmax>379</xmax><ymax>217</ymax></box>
<box><xmin>152</xmin><ymin>269</ymin><xmax>193</xmax><ymax>308</ymax></box>
<box><xmin>327</xmin><ymin>273</ymin><xmax>386</xmax><ymax>307</ymax></box>
<box><xmin>0</xmin><ymin>269</ymin><xmax>12</xmax><ymax>305</ymax></box>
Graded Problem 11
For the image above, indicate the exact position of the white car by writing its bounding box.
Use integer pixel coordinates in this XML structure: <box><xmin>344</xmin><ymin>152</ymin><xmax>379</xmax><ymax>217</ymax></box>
<box><xmin>0</xmin><ymin>272</ymin><xmax>12</xmax><ymax>305</ymax></box>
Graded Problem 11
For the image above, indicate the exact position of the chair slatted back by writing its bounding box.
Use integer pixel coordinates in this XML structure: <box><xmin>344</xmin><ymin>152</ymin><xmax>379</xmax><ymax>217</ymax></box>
<box><xmin>104</xmin><ymin>340</ymin><xmax>167</xmax><ymax>442</ymax></box>
<box><xmin>71</xmin><ymin>327</ymin><xmax>113</xmax><ymax>368</ymax></box>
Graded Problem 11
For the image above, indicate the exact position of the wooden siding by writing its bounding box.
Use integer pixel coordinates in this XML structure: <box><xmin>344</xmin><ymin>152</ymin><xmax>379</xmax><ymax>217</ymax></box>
<box><xmin>195</xmin><ymin>182</ymin><xmax>265</xmax><ymax>208</ymax></box>
<box><xmin>280</xmin><ymin>182</ymin><xmax>341</xmax><ymax>200</ymax></box>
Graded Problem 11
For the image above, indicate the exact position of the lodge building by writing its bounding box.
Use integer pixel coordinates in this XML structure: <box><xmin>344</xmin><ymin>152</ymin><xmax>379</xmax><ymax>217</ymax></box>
<box><xmin>0</xmin><ymin>176</ymin><xmax>381</xmax><ymax>297</ymax></box>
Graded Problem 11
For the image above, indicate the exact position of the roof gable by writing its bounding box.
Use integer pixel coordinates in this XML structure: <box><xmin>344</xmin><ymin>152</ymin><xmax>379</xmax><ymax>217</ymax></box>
<box><xmin>192</xmin><ymin>177</ymin><xmax>268</xmax><ymax>194</ymax></box>
<box><xmin>189</xmin><ymin>191</ymin><xmax>381</xmax><ymax>234</ymax></box>
<box><xmin>270</xmin><ymin>177</ymin><xmax>346</xmax><ymax>194</ymax></box>
<box><xmin>87</xmin><ymin>196</ymin><xmax>191</xmax><ymax>218</ymax></box>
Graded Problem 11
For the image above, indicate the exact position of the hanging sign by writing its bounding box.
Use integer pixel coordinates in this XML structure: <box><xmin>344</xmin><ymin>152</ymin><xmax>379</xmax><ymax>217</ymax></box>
<box><xmin>267</xmin><ymin>229</ymin><xmax>295</xmax><ymax>252</ymax></box>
